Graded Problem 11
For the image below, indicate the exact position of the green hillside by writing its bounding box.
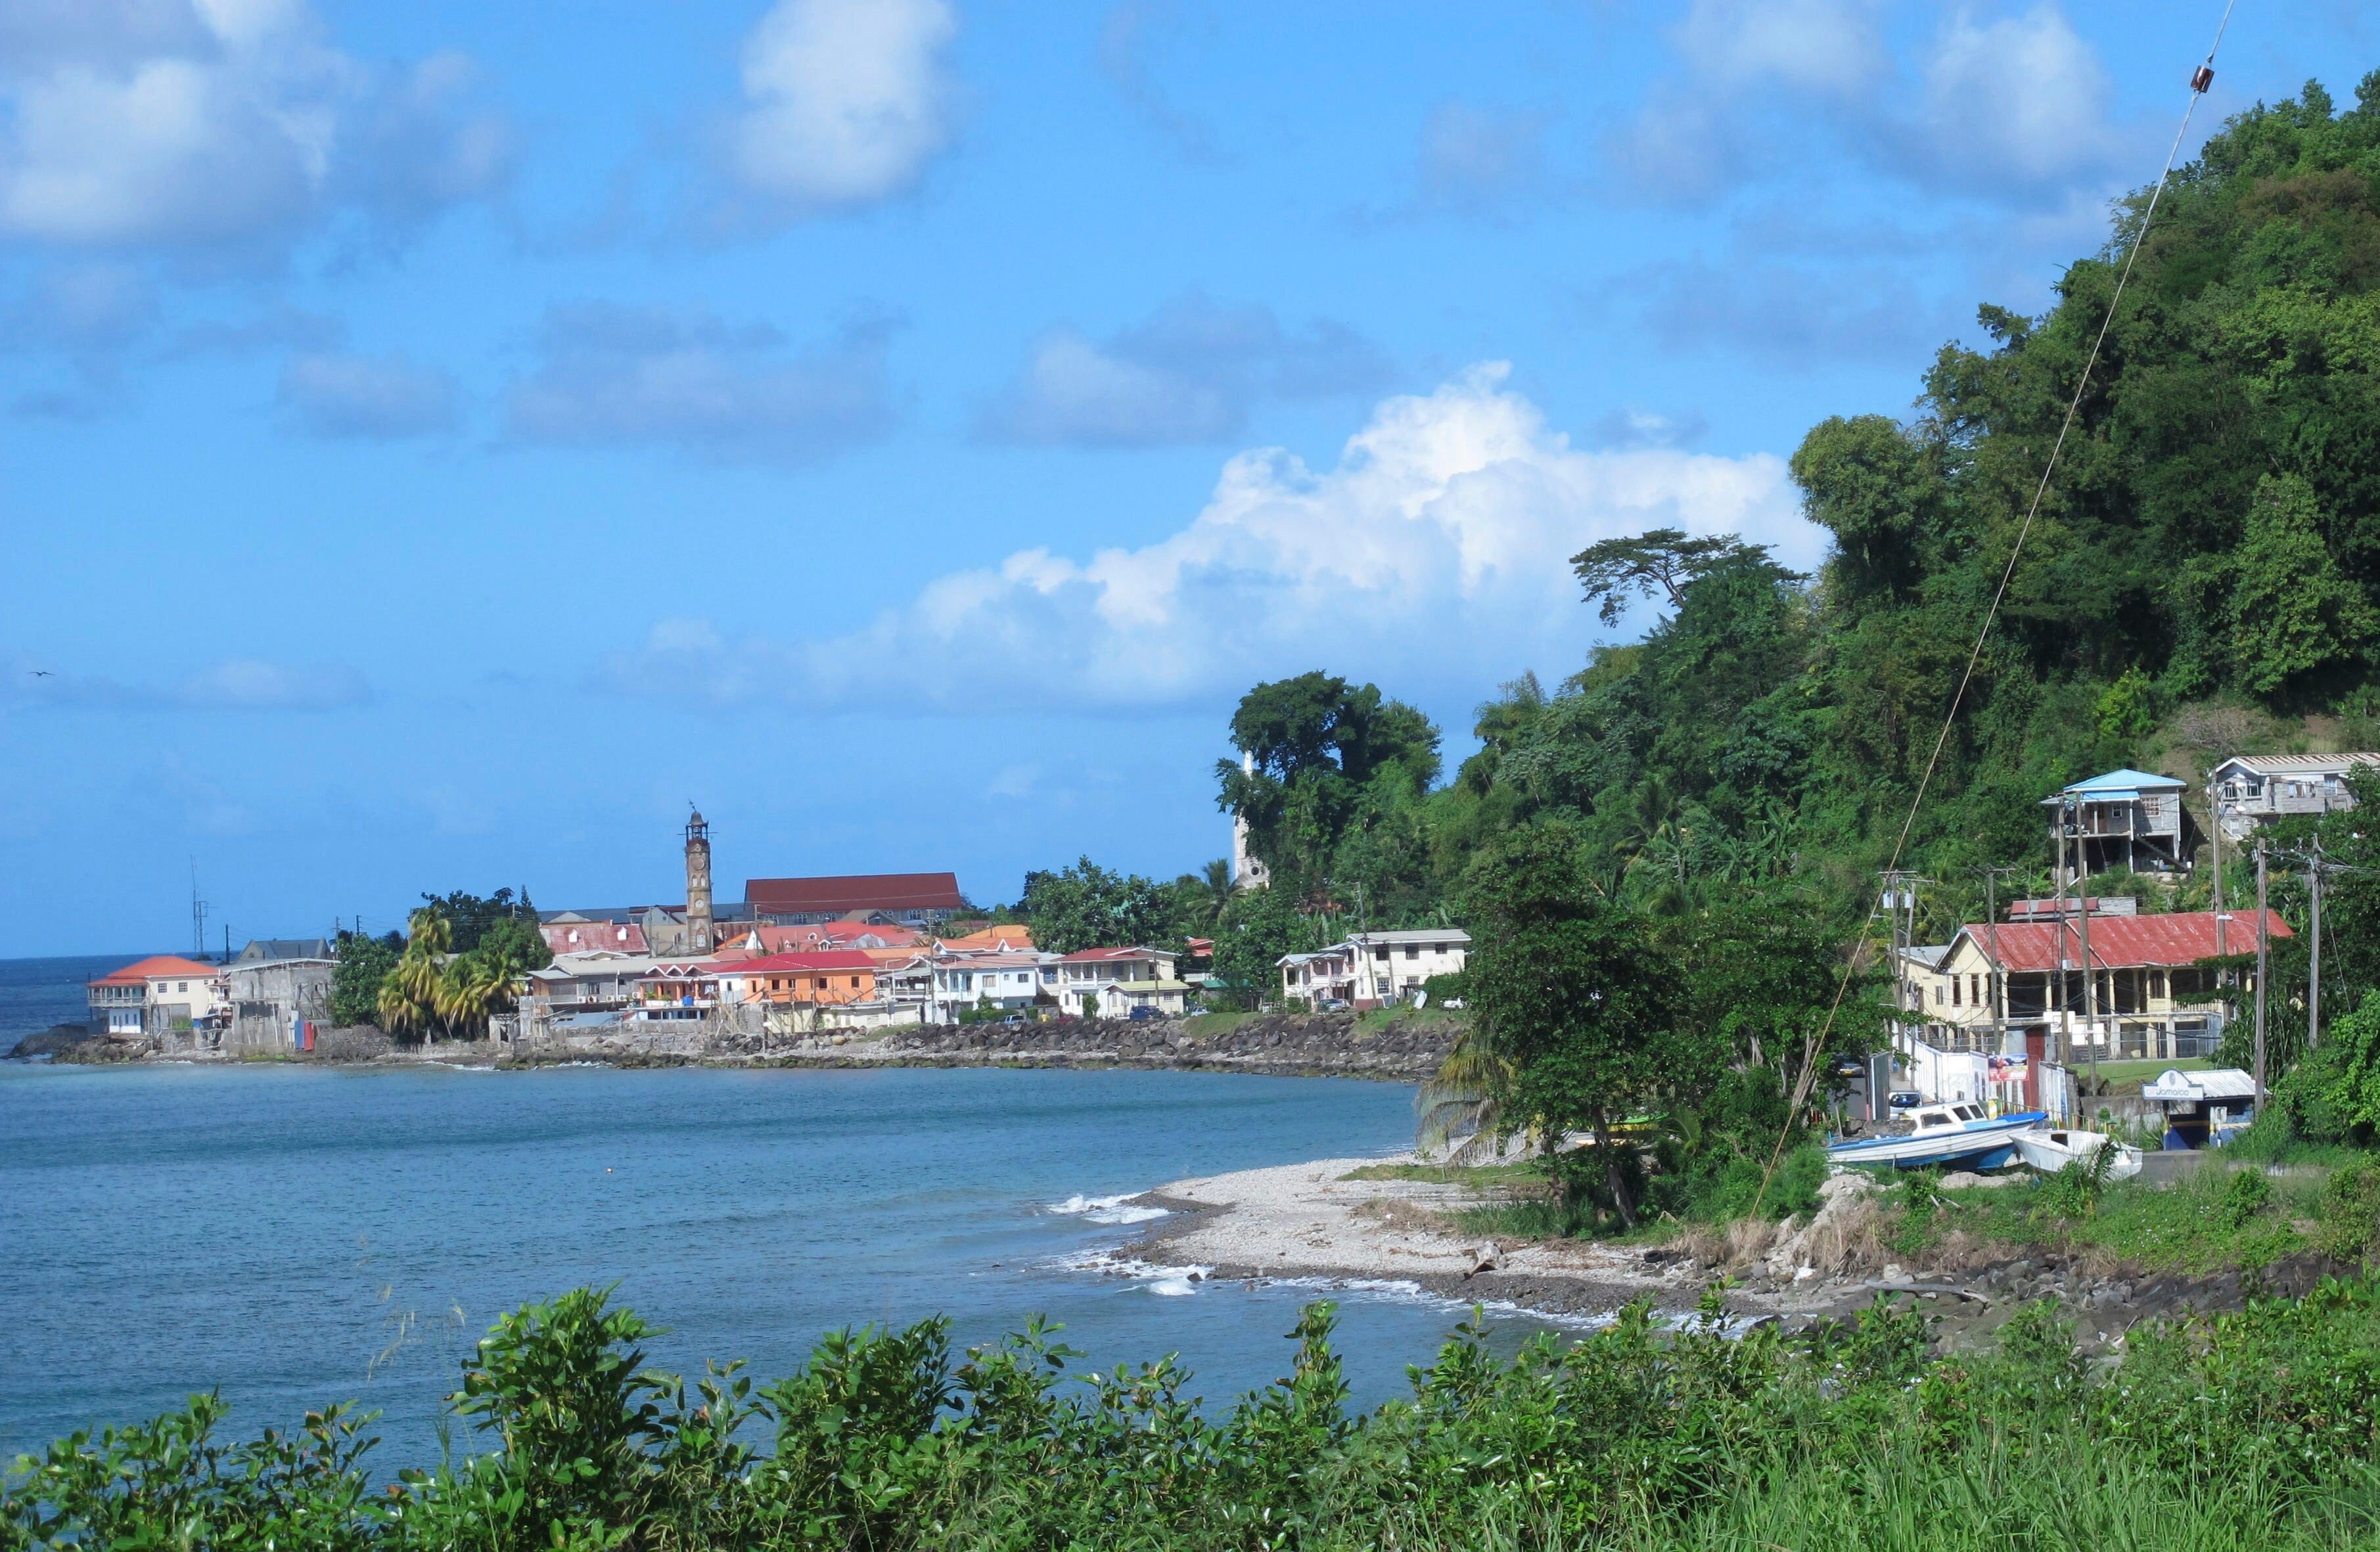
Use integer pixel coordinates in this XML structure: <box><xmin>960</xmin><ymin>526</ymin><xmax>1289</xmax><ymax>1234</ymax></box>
<box><xmin>1224</xmin><ymin>76</ymin><xmax>2380</xmax><ymax>949</ymax></box>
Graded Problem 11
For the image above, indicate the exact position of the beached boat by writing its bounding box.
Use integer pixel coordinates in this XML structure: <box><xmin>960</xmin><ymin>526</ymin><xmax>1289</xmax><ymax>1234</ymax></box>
<box><xmin>2012</xmin><ymin>1127</ymin><xmax>2141</xmax><ymax>1179</ymax></box>
<box><xmin>1826</xmin><ymin>1101</ymin><xmax>2048</xmax><ymax>1171</ymax></box>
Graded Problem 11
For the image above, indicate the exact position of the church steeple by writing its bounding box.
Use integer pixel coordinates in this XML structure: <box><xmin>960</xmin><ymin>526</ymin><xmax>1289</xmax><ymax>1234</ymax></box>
<box><xmin>684</xmin><ymin>805</ymin><xmax>714</xmax><ymax>950</ymax></box>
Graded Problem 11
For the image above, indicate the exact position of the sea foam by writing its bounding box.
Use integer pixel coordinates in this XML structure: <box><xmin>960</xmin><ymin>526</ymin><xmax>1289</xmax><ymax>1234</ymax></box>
<box><xmin>1047</xmin><ymin>1192</ymin><xmax>1170</xmax><ymax>1226</ymax></box>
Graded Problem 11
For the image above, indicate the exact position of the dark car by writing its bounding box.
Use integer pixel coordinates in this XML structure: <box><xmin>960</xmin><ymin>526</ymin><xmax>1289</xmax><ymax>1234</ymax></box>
<box><xmin>1887</xmin><ymin>1089</ymin><xmax>1923</xmax><ymax>1111</ymax></box>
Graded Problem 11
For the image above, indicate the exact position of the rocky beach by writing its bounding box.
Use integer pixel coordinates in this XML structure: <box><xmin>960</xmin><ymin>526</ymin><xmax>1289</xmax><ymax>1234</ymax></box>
<box><xmin>1102</xmin><ymin>1149</ymin><xmax>2353</xmax><ymax>1350</ymax></box>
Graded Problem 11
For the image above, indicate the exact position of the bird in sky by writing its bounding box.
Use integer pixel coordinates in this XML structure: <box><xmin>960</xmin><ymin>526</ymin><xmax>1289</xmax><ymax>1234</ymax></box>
<box><xmin>28</xmin><ymin>670</ymin><xmax>52</xmax><ymax>677</ymax></box>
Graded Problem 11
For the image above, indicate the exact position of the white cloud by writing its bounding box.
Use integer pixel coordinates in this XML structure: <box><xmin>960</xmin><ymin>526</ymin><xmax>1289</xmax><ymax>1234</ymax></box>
<box><xmin>505</xmin><ymin>302</ymin><xmax>896</xmax><ymax>463</ymax></box>
<box><xmin>608</xmin><ymin>365</ymin><xmax>1818</xmax><ymax>710</ymax></box>
<box><xmin>978</xmin><ymin>292</ymin><xmax>1391</xmax><ymax>447</ymax></box>
<box><xmin>720</xmin><ymin>0</ymin><xmax>957</xmax><ymax>221</ymax></box>
<box><xmin>1609</xmin><ymin>0</ymin><xmax>2128</xmax><ymax>210</ymax></box>
<box><xmin>1677</xmin><ymin>0</ymin><xmax>1888</xmax><ymax>97</ymax></box>
<box><xmin>277</xmin><ymin>349</ymin><xmax>459</xmax><ymax>438</ymax></box>
<box><xmin>0</xmin><ymin>1</ymin><xmax>509</xmax><ymax>255</ymax></box>
<box><xmin>1915</xmin><ymin>5</ymin><xmax>2122</xmax><ymax>193</ymax></box>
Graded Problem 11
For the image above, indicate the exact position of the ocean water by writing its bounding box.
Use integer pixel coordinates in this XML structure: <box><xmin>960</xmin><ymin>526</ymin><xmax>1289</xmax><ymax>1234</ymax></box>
<box><xmin>0</xmin><ymin>1061</ymin><xmax>1565</xmax><ymax>1469</ymax></box>
<box><xmin>0</xmin><ymin>953</ymin><xmax>150</xmax><ymax>1046</ymax></box>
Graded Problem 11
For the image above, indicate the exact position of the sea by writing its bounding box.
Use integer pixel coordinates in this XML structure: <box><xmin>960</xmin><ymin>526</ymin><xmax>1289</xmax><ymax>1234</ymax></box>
<box><xmin>1</xmin><ymin>957</ymin><xmax>1567</xmax><ymax>1470</ymax></box>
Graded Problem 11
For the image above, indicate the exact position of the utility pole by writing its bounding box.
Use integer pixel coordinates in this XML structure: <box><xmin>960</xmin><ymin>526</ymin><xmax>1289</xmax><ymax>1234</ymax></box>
<box><xmin>2254</xmin><ymin>838</ymin><xmax>2271</xmax><ymax>1110</ymax></box>
<box><xmin>2208</xmin><ymin>780</ymin><xmax>2228</xmax><ymax>957</ymax></box>
<box><xmin>2308</xmin><ymin>837</ymin><xmax>2325</xmax><ymax>1053</ymax></box>
<box><xmin>2076</xmin><ymin>802</ymin><xmax>2098</xmax><ymax>1080</ymax></box>
<box><xmin>2051</xmin><ymin>797</ymin><xmax>2069</xmax><ymax>1064</ymax></box>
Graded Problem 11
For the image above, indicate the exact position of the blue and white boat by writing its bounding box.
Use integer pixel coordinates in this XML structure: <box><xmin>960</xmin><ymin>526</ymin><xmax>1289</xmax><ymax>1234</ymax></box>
<box><xmin>1826</xmin><ymin>1102</ymin><xmax>2048</xmax><ymax>1171</ymax></box>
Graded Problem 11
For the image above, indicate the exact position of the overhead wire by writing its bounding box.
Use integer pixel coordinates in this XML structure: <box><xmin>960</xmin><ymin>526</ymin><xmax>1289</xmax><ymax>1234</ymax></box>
<box><xmin>1750</xmin><ymin>0</ymin><xmax>2247</xmax><ymax>1214</ymax></box>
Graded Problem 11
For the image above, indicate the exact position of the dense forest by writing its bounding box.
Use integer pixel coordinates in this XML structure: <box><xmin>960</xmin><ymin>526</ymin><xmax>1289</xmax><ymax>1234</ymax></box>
<box><xmin>1208</xmin><ymin>77</ymin><xmax>2380</xmax><ymax>966</ymax></box>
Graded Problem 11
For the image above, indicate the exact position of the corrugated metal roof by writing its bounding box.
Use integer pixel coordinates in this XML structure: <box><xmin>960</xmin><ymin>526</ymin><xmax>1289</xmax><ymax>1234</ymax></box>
<box><xmin>2063</xmin><ymin>767</ymin><xmax>2187</xmax><ymax>794</ymax></box>
<box><xmin>2214</xmin><ymin>752</ymin><xmax>2380</xmax><ymax>776</ymax></box>
<box><xmin>746</xmin><ymin>873</ymin><xmax>966</xmax><ymax>914</ymax></box>
<box><xmin>1954</xmin><ymin>910</ymin><xmax>2289</xmax><ymax>972</ymax></box>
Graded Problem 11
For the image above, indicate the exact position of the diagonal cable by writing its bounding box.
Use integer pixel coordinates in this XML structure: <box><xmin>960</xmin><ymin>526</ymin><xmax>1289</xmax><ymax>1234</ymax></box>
<box><xmin>1752</xmin><ymin>0</ymin><xmax>2243</xmax><ymax>1213</ymax></box>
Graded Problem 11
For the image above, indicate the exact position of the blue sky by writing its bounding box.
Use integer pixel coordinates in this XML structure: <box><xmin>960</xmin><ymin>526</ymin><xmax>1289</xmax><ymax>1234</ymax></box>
<box><xmin>3</xmin><ymin>0</ymin><xmax>2368</xmax><ymax>955</ymax></box>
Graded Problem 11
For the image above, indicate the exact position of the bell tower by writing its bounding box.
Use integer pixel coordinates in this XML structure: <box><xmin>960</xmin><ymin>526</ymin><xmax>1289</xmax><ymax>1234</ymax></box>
<box><xmin>684</xmin><ymin>806</ymin><xmax>714</xmax><ymax>951</ymax></box>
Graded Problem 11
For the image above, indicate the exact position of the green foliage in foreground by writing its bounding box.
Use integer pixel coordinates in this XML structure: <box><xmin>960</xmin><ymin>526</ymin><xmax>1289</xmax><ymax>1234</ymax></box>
<box><xmin>1892</xmin><ymin>1160</ymin><xmax>2322</xmax><ymax>1274</ymax></box>
<box><xmin>22</xmin><ymin>1281</ymin><xmax>2380</xmax><ymax>1550</ymax></box>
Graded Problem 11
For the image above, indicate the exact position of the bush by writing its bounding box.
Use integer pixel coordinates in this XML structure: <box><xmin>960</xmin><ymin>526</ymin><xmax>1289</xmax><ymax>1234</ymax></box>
<box><xmin>30</xmin><ymin>1278</ymin><xmax>2380</xmax><ymax>1549</ymax></box>
<box><xmin>2218</xmin><ymin>1167</ymin><xmax>2275</xmax><ymax>1229</ymax></box>
<box><xmin>2315</xmin><ymin>1160</ymin><xmax>2380</xmax><ymax>1262</ymax></box>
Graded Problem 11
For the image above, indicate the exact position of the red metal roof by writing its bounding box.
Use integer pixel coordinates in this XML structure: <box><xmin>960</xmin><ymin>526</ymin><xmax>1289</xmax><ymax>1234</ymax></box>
<box><xmin>725</xmin><ymin>951</ymin><xmax>881</xmax><ymax>974</ymax></box>
<box><xmin>1956</xmin><ymin>910</ymin><xmax>2291</xmax><ymax>972</ymax></box>
<box><xmin>90</xmin><ymin>955</ymin><xmax>220</xmax><ymax>987</ymax></box>
<box><xmin>746</xmin><ymin>873</ymin><xmax>965</xmax><ymax>915</ymax></box>
<box><xmin>1057</xmin><ymin>946</ymin><xmax>1164</xmax><ymax>963</ymax></box>
<box><xmin>543</xmin><ymin>921</ymin><xmax>647</xmax><ymax>955</ymax></box>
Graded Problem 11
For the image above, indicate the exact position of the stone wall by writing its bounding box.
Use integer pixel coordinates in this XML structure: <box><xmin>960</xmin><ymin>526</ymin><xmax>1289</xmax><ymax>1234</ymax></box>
<box><xmin>873</xmin><ymin>1010</ymin><xmax>1459</xmax><ymax>1079</ymax></box>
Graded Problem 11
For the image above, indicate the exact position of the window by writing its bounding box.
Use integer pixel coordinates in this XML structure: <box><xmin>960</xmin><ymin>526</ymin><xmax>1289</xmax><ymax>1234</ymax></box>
<box><xmin>851</xmin><ymin>977</ymin><xmax>861</xmax><ymax>988</ymax></box>
<box><xmin>1950</xmin><ymin>979</ymin><xmax>1961</xmax><ymax>1007</ymax></box>
<box><xmin>1405</xmin><ymin>945</ymin><xmax>1419</xmax><ymax>959</ymax></box>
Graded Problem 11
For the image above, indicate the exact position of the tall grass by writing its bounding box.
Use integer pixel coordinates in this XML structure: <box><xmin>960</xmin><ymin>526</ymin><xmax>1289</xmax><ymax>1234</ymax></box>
<box><xmin>16</xmin><ymin>1279</ymin><xmax>2380</xmax><ymax>1550</ymax></box>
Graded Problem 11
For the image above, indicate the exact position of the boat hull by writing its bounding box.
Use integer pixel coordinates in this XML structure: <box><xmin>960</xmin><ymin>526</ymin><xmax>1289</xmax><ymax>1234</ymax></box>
<box><xmin>2011</xmin><ymin>1129</ymin><xmax>2141</xmax><ymax>1180</ymax></box>
<box><xmin>1827</xmin><ymin>1112</ymin><xmax>2047</xmax><ymax>1172</ymax></box>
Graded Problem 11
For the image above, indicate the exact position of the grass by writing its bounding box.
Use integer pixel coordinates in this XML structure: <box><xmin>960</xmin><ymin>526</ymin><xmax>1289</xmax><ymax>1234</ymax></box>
<box><xmin>1912</xmin><ymin>1160</ymin><xmax>2320</xmax><ymax>1273</ymax></box>
<box><xmin>1339</xmin><ymin>1160</ymin><xmax>1541</xmax><ymax>1186</ymax></box>
<box><xmin>2077</xmin><ymin>1055</ymin><xmax>2209</xmax><ymax>1087</ymax></box>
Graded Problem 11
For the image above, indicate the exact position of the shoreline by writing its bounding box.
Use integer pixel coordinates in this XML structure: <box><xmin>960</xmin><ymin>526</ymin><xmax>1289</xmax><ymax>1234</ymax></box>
<box><xmin>1100</xmin><ymin>1151</ymin><xmax>2350</xmax><ymax>1348</ymax></box>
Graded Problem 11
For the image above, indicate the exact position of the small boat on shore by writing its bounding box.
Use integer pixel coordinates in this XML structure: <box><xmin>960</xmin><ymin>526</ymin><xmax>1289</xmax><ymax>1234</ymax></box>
<box><xmin>1826</xmin><ymin>1102</ymin><xmax>2048</xmax><ymax>1171</ymax></box>
<box><xmin>2012</xmin><ymin>1127</ymin><xmax>2141</xmax><ymax>1179</ymax></box>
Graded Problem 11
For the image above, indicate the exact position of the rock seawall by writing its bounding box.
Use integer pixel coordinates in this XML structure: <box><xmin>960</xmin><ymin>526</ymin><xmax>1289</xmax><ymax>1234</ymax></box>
<box><xmin>868</xmin><ymin>1011</ymin><xmax>1459</xmax><ymax>1079</ymax></box>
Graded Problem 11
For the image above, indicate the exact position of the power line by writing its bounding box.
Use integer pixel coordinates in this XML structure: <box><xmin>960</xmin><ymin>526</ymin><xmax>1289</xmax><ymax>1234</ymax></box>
<box><xmin>1754</xmin><ymin>5</ymin><xmax>2243</xmax><ymax>1212</ymax></box>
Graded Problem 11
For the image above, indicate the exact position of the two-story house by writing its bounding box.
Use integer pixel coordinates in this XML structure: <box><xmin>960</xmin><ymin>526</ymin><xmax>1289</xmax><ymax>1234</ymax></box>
<box><xmin>1278</xmin><ymin>929</ymin><xmax>1471</xmax><ymax>1009</ymax></box>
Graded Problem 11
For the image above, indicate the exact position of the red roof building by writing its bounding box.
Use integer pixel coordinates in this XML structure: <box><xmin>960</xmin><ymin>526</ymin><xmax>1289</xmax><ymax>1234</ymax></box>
<box><xmin>1949</xmin><ymin>909</ymin><xmax>2289</xmax><ymax>973</ymax></box>
<box><xmin>746</xmin><ymin>872</ymin><xmax>967</xmax><ymax>924</ymax></box>
<box><xmin>715</xmin><ymin>950</ymin><xmax>882</xmax><ymax>1007</ymax></box>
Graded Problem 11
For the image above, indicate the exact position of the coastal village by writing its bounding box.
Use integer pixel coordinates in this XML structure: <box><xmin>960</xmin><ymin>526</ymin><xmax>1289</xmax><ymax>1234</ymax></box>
<box><xmin>77</xmin><ymin>806</ymin><xmax>1475</xmax><ymax>1061</ymax></box>
<box><xmin>70</xmin><ymin>751</ymin><xmax>2371</xmax><ymax>1154</ymax></box>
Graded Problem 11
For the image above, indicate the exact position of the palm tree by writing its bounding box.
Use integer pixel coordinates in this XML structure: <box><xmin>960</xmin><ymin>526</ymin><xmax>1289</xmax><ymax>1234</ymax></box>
<box><xmin>1414</xmin><ymin>1025</ymin><xmax>1520</xmax><ymax>1162</ymax></box>
<box><xmin>378</xmin><ymin>907</ymin><xmax>450</xmax><ymax>1044</ymax></box>
<box><xmin>1173</xmin><ymin>859</ymin><xmax>1234</xmax><ymax>934</ymax></box>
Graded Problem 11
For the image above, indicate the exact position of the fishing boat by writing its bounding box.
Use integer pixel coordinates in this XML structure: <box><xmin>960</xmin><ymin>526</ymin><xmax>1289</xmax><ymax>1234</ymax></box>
<box><xmin>1825</xmin><ymin>1102</ymin><xmax>2048</xmax><ymax>1171</ymax></box>
<box><xmin>2012</xmin><ymin>1127</ymin><xmax>2141</xmax><ymax>1180</ymax></box>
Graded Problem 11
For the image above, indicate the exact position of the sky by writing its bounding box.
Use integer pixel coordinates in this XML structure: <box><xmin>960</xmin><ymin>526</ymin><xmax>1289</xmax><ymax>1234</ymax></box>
<box><xmin>3</xmin><ymin>0</ymin><xmax>2371</xmax><ymax>955</ymax></box>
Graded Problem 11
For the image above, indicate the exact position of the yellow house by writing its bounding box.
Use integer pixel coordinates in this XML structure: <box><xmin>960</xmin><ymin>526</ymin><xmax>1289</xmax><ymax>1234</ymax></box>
<box><xmin>1895</xmin><ymin>907</ymin><xmax>2287</xmax><ymax>1062</ymax></box>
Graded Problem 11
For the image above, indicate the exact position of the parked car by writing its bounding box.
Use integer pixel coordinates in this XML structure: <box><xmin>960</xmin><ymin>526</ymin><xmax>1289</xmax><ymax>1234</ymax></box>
<box><xmin>1127</xmin><ymin>1005</ymin><xmax>1158</xmax><ymax>1022</ymax></box>
<box><xmin>1887</xmin><ymin>1089</ymin><xmax>1922</xmax><ymax>1112</ymax></box>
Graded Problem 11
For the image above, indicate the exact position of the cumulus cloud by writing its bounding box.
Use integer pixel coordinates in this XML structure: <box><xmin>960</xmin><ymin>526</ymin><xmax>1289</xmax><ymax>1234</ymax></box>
<box><xmin>0</xmin><ymin>1</ymin><xmax>511</xmax><ymax>258</ymax></box>
<box><xmin>277</xmin><ymin>349</ymin><xmax>459</xmax><ymax>438</ymax></box>
<box><xmin>1608</xmin><ymin>0</ymin><xmax>2129</xmax><ymax>210</ymax></box>
<box><xmin>1910</xmin><ymin>5</ymin><xmax>2124</xmax><ymax>194</ymax></box>
<box><xmin>7</xmin><ymin>652</ymin><xmax>372</xmax><ymax>710</ymax></box>
<box><xmin>1584</xmin><ymin>407</ymin><xmax>1710</xmax><ymax>451</ymax></box>
<box><xmin>978</xmin><ymin>292</ymin><xmax>1392</xmax><ymax>447</ymax></box>
<box><xmin>718</xmin><ymin>0</ymin><xmax>958</xmax><ymax>223</ymax></box>
<box><xmin>505</xmin><ymin>302</ymin><xmax>897</xmax><ymax>463</ymax></box>
<box><xmin>606</xmin><ymin>365</ymin><xmax>1818</xmax><ymax>710</ymax></box>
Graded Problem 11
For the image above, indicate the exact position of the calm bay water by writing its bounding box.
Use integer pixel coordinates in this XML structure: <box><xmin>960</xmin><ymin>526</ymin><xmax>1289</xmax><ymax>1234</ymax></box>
<box><xmin>0</xmin><ymin>1059</ymin><xmax>1553</xmax><ymax>1468</ymax></box>
<box><xmin>0</xmin><ymin>953</ymin><xmax>149</xmax><ymax>1046</ymax></box>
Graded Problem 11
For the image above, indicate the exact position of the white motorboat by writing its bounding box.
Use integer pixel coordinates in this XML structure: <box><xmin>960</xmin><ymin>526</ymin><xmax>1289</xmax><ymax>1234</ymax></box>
<box><xmin>2012</xmin><ymin>1127</ymin><xmax>2141</xmax><ymax>1180</ymax></box>
<box><xmin>1826</xmin><ymin>1102</ymin><xmax>2048</xmax><ymax>1171</ymax></box>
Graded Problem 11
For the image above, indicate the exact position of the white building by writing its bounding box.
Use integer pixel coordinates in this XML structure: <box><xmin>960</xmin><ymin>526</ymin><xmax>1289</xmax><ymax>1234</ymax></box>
<box><xmin>2209</xmin><ymin>753</ymin><xmax>2380</xmax><ymax>840</ymax></box>
<box><xmin>1096</xmin><ymin>979</ymin><xmax>1195</xmax><ymax>1018</ymax></box>
<box><xmin>1278</xmin><ymin>929</ymin><xmax>1471</xmax><ymax>1009</ymax></box>
<box><xmin>85</xmin><ymin>955</ymin><xmax>230</xmax><ymax>1046</ymax></box>
<box><xmin>929</xmin><ymin>950</ymin><xmax>1053</xmax><ymax>1022</ymax></box>
<box><xmin>1051</xmin><ymin>947</ymin><xmax>1179</xmax><ymax>1012</ymax></box>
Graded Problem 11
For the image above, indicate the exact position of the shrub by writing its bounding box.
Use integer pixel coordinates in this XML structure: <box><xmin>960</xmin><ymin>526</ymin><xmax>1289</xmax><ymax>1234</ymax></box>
<box><xmin>2315</xmin><ymin>1160</ymin><xmax>2380</xmax><ymax>1262</ymax></box>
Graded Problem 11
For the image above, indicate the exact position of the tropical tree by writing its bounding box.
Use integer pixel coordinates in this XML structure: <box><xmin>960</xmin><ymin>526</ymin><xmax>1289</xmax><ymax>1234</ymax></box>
<box><xmin>377</xmin><ymin>908</ymin><xmax>451</xmax><ymax>1043</ymax></box>
<box><xmin>1462</xmin><ymin>827</ymin><xmax>1709</xmax><ymax>1228</ymax></box>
